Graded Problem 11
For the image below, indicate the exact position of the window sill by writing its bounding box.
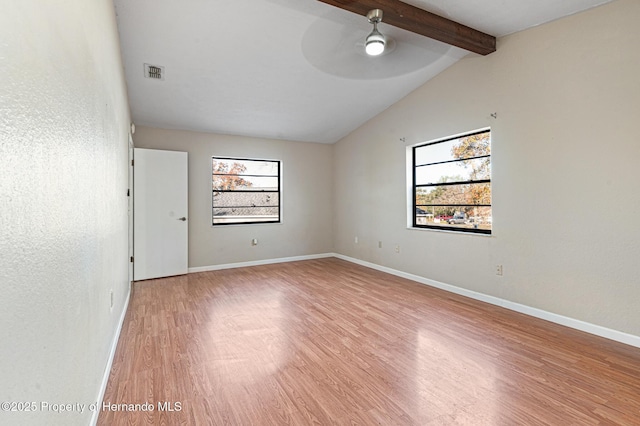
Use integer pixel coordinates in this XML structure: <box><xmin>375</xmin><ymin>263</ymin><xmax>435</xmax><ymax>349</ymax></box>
<box><xmin>407</xmin><ymin>226</ymin><xmax>493</xmax><ymax>237</ymax></box>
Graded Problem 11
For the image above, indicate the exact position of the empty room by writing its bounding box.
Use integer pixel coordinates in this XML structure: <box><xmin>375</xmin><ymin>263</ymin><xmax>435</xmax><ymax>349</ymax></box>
<box><xmin>2</xmin><ymin>0</ymin><xmax>640</xmax><ymax>425</ymax></box>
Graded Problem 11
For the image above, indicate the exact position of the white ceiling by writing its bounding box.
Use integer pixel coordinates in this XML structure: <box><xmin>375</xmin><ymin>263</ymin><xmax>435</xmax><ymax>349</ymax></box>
<box><xmin>114</xmin><ymin>0</ymin><xmax>612</xmax><ymax>144</ymax></box>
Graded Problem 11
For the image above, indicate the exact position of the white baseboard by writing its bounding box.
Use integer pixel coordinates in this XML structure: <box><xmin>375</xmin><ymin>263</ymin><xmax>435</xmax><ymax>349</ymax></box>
<box><xmin>333</xmin><ymin>254</ymin><xmax>640</xmax><ymax>349</ymax></box>
<box><xmin>90</xmin><ymin>282</ymin><xmax>132</xmax><ymax>426</ymax></box>
<box><xmin>188</xmin><ymin>253</ymin><xmax>334</xmax><ymax>273</ymax></box>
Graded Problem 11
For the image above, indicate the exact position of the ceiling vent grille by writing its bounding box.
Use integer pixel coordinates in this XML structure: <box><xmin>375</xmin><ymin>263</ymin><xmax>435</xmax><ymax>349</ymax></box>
<box><xmin>144</xmin><ymin>63</ymin><xmax>164</xmax><ymax>80</ymax></box>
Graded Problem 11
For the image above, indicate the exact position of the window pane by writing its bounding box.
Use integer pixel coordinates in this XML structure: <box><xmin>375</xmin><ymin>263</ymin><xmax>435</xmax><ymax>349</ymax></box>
<box><xmin>213</xmin><ymin>207</ymin><xmax>279</xmax><ymax>224</ymax></box>
<box><xmin>415</xmin><ymin>157</ymin><xmax>491</xmax><ymax>185</ymax></box>
<box><xmin>415</xmin><ymin>131</ymin><xmax>490</xmax><ymax>165</ymax></box>
<box><xmin>212</xmin><ymin>175</ymin><xmax>279</xmax><ymax>191</ymax></box>
<box><xmin>213</xmin><ymin>191</ymin><xmax>279</xmax><ymax>207</ymax></box>
<box><xmin>416</xmin><ymin>182</ymin><xmax>491</xmax><ymax>206</ymax></box>
<box><xmin>213</xmin><ymin>206</ymin><xmax>279</xmax><ymax>216</ymax></box>
<box><xmin>212</xmin><ymin>159</ymin><xmax>278</xmax><ymax>176</ymax></box>
<box><xmin>414</xmin><ymin>206</ymin><xmax>492</xmax><ymax>231</ymax></box>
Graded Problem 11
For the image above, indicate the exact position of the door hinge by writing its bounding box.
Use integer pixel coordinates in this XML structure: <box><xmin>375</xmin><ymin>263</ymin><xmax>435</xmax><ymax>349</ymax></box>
<box><xmin>127</xmin><ymin>189</ymin><xmax>130</xmax><ymax>197</ymax></box>
<box><xmin>131</xmin><ymin>159</ymin><xmax>134</xmax><ymax>166</ymax></box>
<box><xmin>130</xmin><ymin>256</ymin><xmax>134</xmax><ymax>263</ymax></box>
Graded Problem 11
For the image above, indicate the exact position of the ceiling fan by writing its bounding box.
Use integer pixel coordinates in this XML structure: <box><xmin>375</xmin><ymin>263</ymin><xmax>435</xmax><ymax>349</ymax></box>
<box><xmin>364</xmin><ymin>9</ymin><xmax>386</xmax><ymax>56</ymax></box>
<box><xmin>318</xmin><ymin>0</ymin><xmax>496</xmax><ymax>56</ymax></box>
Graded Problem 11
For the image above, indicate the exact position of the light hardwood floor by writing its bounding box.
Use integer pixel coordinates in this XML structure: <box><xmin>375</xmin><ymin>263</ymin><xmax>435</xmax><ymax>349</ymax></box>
<box><xmin>99</xmin><ymin>258</ymin><xmax>640</xmax><ymax>425</ymax></box>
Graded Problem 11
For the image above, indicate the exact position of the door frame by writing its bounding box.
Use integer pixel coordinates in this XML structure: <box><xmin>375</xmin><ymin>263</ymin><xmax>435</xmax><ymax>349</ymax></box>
<box><xmin>128</xmin><ymin>133</ymin><xmax>134</xmax><ymax>289</ymax></box>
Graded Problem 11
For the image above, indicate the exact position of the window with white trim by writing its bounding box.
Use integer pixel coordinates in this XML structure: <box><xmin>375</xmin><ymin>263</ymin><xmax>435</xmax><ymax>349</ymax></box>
<box><xmin>412</xmin><ymin>129</ymin><xmax>491</xmax><ymax>234</ymax></box>
<box><xmin>212</xmin><ymin>157</ymin><xmax>281</xmax><ymax>226</ymax></box>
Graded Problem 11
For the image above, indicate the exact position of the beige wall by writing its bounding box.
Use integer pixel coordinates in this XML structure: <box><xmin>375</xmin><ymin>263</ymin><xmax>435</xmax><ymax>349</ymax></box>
<box><xmin>333</xmin><ymin>0</ymin><xmax>640</xmax><ymax>336</ymax></box>
<box><xmin>0</xmin><ymin>0</ymin><xmax>131</xmax><ymax>425</ymax></box>
<box><xmin>134</xmin><ymin>127</ymin><xmax>334</xmax><ymax>268</ymax></box>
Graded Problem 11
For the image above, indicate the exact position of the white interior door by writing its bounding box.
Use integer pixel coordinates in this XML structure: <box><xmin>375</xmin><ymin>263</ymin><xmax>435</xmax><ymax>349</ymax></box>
<box><xmin>134</xmin><ymin>148</ymin><xmax>188</xmax><ymax>281</ymax></box>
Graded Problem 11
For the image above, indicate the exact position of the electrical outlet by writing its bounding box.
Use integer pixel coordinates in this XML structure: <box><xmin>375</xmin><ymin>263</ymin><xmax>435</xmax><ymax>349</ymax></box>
<box><xmin>251</xmin><ymin>238</ymin><xmax>258</xmax><ymax>246</ymax></box>
<box><xmin>354</xmin><ymin>236</ymin><xmax>358</xmax><ymax>244</ymax></box>
<box><xmin>395</xmin><ymin>245</ymin><xmax>400</xmax><ymax>253</ymax></box>
<box><xmin>378</xmin><ymin>241</ymin><xmax>383</xmax><ymax>249</ymax></box>
<box><xmin>496</xmin><ymin>265</ymin><xmax>503</xmax><ymax>276</ymax></box>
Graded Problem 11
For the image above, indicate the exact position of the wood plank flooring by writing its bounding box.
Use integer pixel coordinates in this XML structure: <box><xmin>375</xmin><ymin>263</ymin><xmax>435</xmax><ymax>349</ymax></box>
<box><xmin>99</xmin><ymin>258</ymin><xmax>640</xmax><ymax>425</ymax></box>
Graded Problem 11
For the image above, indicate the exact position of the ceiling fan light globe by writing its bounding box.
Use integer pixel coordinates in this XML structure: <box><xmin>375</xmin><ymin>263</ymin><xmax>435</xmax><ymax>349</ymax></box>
<box><xmin>365</xmin><ymin>33</ymin><xmax>386</xmax><ymax>56</ymax></box>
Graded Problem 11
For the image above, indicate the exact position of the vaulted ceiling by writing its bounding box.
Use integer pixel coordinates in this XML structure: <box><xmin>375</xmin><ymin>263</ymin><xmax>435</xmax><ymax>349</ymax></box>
<box><xmin>114</xmin><ymin>0</ymin><xmax>612</xmax><ymax>143</ymax></box>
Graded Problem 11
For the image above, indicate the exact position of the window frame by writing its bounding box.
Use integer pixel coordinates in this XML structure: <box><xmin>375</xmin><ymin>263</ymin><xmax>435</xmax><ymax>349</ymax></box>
<box><xmin>411</xmin><ymin>128</ymin><xmax>492</xmax><ymax>235</ymax></box>
<box><xmin>211</xmin><ymin>156</ymin><xmax>281</xmax><ymax>226</ymax></box>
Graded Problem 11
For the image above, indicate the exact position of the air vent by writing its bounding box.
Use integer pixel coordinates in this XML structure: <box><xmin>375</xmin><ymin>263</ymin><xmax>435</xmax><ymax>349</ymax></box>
<box><xmin>144</xmin><ymin>63</ymin><xmax>164</xmax><ymax>80</ymax></box>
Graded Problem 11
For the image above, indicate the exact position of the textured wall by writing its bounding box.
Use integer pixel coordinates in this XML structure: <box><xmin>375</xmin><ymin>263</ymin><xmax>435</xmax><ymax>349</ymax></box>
<box><xmin>0</xmin><ymin>0</ymin><xmax>131</xmax><ymax>425</ymax></box>
<box><xmin>134</xmin><ymin>126</ymin><xmax>334</xmax><ymax>268</ymax></box>
<box><xmin>333</xmin><ymin>0</ymin><xmax>640</xmax><ymax>337</ymax></box>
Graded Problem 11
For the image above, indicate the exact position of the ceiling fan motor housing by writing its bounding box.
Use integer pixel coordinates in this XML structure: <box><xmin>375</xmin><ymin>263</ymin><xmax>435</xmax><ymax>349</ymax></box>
<box><xmin>367</xmin><ymin>9</ymin><xmax>383</xmax><ymax>23</ymax></box>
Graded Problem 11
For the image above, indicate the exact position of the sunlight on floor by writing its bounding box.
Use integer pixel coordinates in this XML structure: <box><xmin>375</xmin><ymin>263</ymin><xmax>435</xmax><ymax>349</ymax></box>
<box><xmin>416</xmin><ymin>329</ymin><xmax>498</xmax><ymax>424</ymax></box>
<box><xmin>207</xmin><ymin>291</ymin><xmax>288</xmax><ymax>384</ymax></box>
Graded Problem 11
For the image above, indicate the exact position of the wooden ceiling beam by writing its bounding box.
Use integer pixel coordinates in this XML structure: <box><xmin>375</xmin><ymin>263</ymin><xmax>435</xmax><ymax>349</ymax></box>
<box><xmin>317</xmin><ymin>0</ymin><xmax>496</xmax><ymax>55</ymax></box>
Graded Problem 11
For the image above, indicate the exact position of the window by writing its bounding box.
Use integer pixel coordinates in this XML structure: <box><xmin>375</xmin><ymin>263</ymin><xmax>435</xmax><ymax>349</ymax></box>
<box><xmin>212</xmin><ymin>157</ymin><xmax>281</xmax><ymax>226</ymax></box>
<box><xmin>412</xmin><ymin>129</ymin><xmax>491</xmax><ymax>234</ymax></box>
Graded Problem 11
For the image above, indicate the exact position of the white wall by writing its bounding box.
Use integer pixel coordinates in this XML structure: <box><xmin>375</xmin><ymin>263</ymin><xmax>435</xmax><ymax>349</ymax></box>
<box><xmin>334</xmin><ymin>0</ymin><xmax>640</xmax><ymax>337</ymax></box>
<box><xmin>134</xmin><ymin>127</ymin><xmax>334</xmax><ymax>268</ymax></box>
<box><xmin>0</xmin><ymin>0</ymin><xmax>131</xmax><ymax>425</ymax></box>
